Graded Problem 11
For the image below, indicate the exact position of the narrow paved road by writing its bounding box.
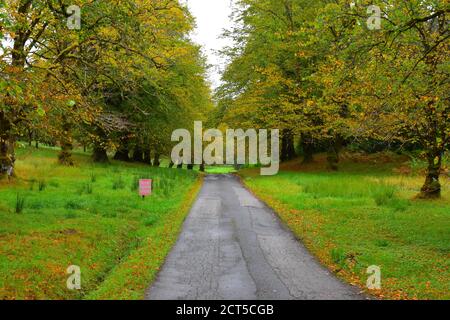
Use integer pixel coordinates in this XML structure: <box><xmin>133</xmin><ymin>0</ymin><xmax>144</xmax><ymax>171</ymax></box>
<box><xmin>146</xmin><ymin>175</ymin><xmax>363</xmax><ymax>300</ymax></box>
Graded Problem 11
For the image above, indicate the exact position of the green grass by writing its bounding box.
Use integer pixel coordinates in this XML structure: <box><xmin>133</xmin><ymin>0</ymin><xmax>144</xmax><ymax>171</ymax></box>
<box><xmin>240</xmin><ymin>161</ymin><xmax>450</xmax><ymax>300</ymax></box>
<box><xmin>0</xmin><ymin>146</ymin><xmax>201</xmax><ymax>300</ymax></box>
<box><xmin>205</xmin><ymin>165</ymin><xmax>237</xmax><ymax>174</ymax></box>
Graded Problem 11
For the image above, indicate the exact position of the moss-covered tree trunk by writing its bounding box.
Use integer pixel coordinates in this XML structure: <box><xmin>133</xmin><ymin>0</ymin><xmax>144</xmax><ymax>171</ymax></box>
<box><xmin>0</xmin><ymin>112</ymin><xmax>15</xmax><ymax>179</ymax></box>
<box><xmin>1</xmin><ymin>19</ymin><xmax>27</xmax><ymax>178</ymax></box>
<box><xmin>420</xmin><ymin>153</ymin><xmax>442</xmax><ymax>199</ymax></box>
<box><xmin>0</xmin><ymin>133</ymin><xmax>16</xmax><ymax>179</ymax></box>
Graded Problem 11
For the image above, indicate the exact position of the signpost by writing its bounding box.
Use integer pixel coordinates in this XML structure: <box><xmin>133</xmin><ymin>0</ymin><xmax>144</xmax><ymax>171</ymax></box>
<box><xmin>139</xmin><ymin>179</ymin><xmax>152</xmax><ymax>198</ymax></box>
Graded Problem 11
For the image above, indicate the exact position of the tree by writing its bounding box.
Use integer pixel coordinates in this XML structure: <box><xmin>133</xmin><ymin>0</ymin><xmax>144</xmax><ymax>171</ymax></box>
<box><xmin>321</xmin><ymin>0</ymin><xmax>449</xmax><ymax>197</ymax></box>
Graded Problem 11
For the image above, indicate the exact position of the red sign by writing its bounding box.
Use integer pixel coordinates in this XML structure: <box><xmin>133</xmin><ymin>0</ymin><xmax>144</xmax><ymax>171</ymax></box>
<box><xmin>139</xmin><ymin>179</ymin><xmax>152</xmax><ymax>197</ymax></box>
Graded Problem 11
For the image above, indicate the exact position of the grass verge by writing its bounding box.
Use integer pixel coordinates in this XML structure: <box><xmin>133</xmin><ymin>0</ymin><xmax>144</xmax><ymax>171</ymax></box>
<box><xmin>86</xmin><ymin>176</ymin><xmax>203</xmax><ymax>300</ymax></box>
<box><xmin>0</xmin><ymin>146</ymin><xmax>202</xmax><ymax>300</ymax></box>
<box><xmin>239</xmin><ymin>157</ymin><xmax>449</xmax><ymax>300</ymax></box>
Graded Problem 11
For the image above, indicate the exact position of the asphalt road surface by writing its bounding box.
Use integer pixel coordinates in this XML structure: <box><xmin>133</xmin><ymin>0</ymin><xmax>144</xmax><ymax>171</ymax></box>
<box><xmin>145</xmin><ymin>174</ymin><xmax>364</xmax><ymax>300</ymax></box>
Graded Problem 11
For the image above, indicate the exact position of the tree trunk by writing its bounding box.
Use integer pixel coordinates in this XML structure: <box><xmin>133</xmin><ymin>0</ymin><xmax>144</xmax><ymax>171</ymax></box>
<box><xmin>59</xmin><ymin>142</ymin><xmax>74</xmax><ymax>166</ymax></box>
<box><xmin>1</xmin><ymin>19</ymin><xmax>27</xmax><ymax>178</ymax></box>
<box><xmin>187</xmin><ymin>164</ymin><xmax>194</xmax><ymax>170</ymax></box>
<box><xmin>199</xmin><ymin>161</ymin><xmax>205</xmax><ymax>172</ymax></box>
<box><xmin>419</xmin><ymin>153</ymin><xmax>442</xmax><ymax>199</ymax></box>
<box><xmin>114</xmin><ymin>145</ymin><xmax>130</xmax><ymax>162</ymax></box>
<box><xmin>92</xmin><ymin>145</ymin><xmax>109</xmax><ymax>163</ymax></box>
<box><xmin>326</xmin><ymin>136</ymin><xmax>343</xmax><ymax>171</ymax></box>
<box><xmin>281</xmin><ymin>129</ymin><xmax>296</xmax><ymax>162</ymax></box>
<box><xmin>153</xmin><ymin>153</ymin><xmax>161</xmax><ymax>167</ymax></box>
<box><xmin>28</xmin><ymin>130</ymin><xmax>33</xmax><ymax>147</ymax></box>
<box><xmin>0</xmin><ymin>112</ymin><xmax>15</xmax><ymax>178</ymax></box>
<box><xmin>132</xmin><ymin>147</ymin><xmax>144</xmax><ymax>163</ymax></box>
<box><xmin>0</xmin><ymin>139</ymin><xmax>8</xmax><ymax>178</ymax></box>
<box><xmin>58</xmin><ymin>123</ymin><xmax>74</xmax><ymax>166</ymax></box>
<box><xmin>326</xmin><ymin>148</ymin><xmax>339</xmax><ymax>171</ymax></box>
<box><xmin>300</xmin><ymin>133</ymin><xmax>314</xmax><ymax>164</ymax></box>
<box><xmin>0</xmin><ymin>137</ymin><xmax>16</xmax><ymax>179</ymax></box>
<box><xmin>143</xmin><ymin>149</ymin><xmax>151</xmax><ymax>165</ymax></box>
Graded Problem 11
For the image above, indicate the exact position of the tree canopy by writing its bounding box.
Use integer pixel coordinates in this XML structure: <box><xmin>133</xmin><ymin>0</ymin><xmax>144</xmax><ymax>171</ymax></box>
<box><xmin>1</xmin><ymin>0</ymin><xmax>212</xmax><ymax>169</ymax></box>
